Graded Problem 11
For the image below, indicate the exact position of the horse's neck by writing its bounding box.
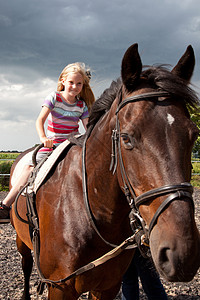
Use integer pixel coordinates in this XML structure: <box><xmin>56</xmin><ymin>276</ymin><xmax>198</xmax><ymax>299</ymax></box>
<box><xmin>87</xmin><ymin>104</ymin><xmax>116</xmax><ymax>176</ymax></box>
<box><xmin>86</xmin><ymin>103</ymin><xmax>129</xmax><ymax>221</ymax></box>
<box><xmin>86</xmin><ymin>125</ymin><xmax>131</xmax><ymax>242</ymax></box>
<box><xmin>87</xmin><ymin>114</ymin><xmax>113</xmax><ymax>175</ymax></box>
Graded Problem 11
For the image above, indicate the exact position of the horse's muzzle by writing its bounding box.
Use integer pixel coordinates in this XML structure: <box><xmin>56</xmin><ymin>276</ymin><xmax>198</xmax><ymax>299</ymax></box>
<box><xmin>149</xmin><ymin>198</ymin><xmax>200</xmax><ymax>282</ymax></box>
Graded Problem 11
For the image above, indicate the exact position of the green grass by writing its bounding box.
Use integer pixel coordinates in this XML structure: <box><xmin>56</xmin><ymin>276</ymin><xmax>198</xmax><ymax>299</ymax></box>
<box><xmin>0</xmin><ymin>152</ymin><xmax>20</xmax><ymax>159</ymax></box>
<box><xmin>192</xmin><ymin>161</ymin><xmax>200</xmax><ymax>174</ymax></box>
<box><xmin>191</xmin><ymin>175</ymin><xmax>200</xmax><ymax>188</ymax></box>
<box><xmin>0</xmin><ymin>183</ymin><xmax>9</xmax><ymax>191</ymax></box>
<box><xmin>0</xmin><ymin>153</ymin><xmax>21</xmax><ymax>191</ymax></box>
<box><xmin>191</xmin><ymin>162</ymin><xmax>200</xmax><ymax>187</ymax></box>
<box><xmin>0</xmin><ymin>161</ymin><xmax>13</xmax><ymax>191</ymax></box>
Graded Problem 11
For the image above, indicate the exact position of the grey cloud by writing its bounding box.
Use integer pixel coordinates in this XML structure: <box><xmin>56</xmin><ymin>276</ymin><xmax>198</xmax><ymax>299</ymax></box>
<box><xmin>0</xmin><ymin>0</ymin><xmax>200</xmax><ymax>150</ymax></box>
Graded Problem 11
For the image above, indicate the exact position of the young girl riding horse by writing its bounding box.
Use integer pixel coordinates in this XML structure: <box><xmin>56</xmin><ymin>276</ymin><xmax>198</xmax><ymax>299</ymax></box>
<box><xmin>0</xmin><ymin>62</ymin><xmax>95</xmax><ymax>223</ymax></box>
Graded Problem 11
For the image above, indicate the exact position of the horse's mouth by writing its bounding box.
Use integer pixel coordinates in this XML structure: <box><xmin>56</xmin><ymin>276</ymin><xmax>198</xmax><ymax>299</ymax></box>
<box><xmin>150</xmin><ymin>228</ymin><xmax>200</xmax><ymax>282</ymax></box>
<box><xmin>156</xmin><ymin>255</ymin><xmax>198</xmax><ymax>282</ymax></box>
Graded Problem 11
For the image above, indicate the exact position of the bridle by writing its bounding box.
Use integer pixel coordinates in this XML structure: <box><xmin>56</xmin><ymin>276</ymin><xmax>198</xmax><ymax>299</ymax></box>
<box><xmin>82</xmin><ymin>90</ymin><xmax>194</xmax><ymax>256</ymax></box>
<box><xmin>109</xmin><ymin>90</ymin><xmax>194</xmax><ymax>244</ymax></box>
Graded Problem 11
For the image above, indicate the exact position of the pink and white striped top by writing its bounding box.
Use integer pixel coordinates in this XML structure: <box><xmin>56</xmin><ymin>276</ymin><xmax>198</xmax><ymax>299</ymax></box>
<box><xmin>40</xmin><ymin>91</ymin><xmax>89</xmax><ymax>151</ymax></box>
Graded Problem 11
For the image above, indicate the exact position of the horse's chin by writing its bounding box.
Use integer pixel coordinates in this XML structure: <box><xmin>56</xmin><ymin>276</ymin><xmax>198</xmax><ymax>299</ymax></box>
<box><xmin>149</xmin><ymin>226</ymin><xmax>200</xmax><ymax>282</ymax></box>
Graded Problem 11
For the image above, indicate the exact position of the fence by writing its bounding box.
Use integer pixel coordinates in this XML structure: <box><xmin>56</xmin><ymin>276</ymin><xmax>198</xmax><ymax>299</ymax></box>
<box><xmin>1</xmin><ymin>159</ymin><xmax>200</xmax><ymax>178</ymax></box>
<box><xmin>0</xmin><ymin>159</ymin><xmax>15</xmax><ymax>178</ymax></box>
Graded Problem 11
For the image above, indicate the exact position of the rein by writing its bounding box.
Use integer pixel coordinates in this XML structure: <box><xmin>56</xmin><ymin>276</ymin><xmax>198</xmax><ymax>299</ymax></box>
<box><xmin>82</xmin><ymin>125</ymin><xmax>137</xmax><ymax>249</ymax></box>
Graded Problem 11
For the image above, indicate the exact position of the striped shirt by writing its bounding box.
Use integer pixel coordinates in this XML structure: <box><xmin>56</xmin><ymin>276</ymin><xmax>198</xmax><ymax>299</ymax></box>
<box><xmin>41</xmin><ymin>91</ymin><xmax>89</xmax><ymax>149</ymax></box>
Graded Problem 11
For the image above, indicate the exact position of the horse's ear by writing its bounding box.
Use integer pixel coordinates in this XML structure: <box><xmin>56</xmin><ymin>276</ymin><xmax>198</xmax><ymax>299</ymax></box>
<box><xmin>121</xmin><ymin>43</ymin><xmax>142</xmax><ymax>92</ymax></box>
<box><xmin>171</xmin><ymin>45</ymin><xmax>195</xmax><ymax>82</ymax></box>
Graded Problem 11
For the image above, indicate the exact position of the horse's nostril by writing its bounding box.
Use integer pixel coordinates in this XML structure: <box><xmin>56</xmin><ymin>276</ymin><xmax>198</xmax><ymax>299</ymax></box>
<box><xmin>159</xmin><ymin>247</ymin><xmax>169</xmax><ymax>264</ymax></box>
<box><xmin>158</xmin><ymin>247</ymin><xmax>177</xmax><ymax>280</ymax></box>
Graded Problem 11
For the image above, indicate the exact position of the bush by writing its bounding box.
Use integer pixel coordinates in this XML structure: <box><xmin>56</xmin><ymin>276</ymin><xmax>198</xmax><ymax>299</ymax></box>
<box><xmin>192</xmin><ymin>161</ymin><xmax>200</xmax><ymax>174</ymax></box>
<box><xmin>191</xmin><ymin>175</ymin><xmax>200</xmax><ymax>188</ymax></box>
<box><xmin>0</xmin><ymin>161</ymin><xmax>13</xmax><ymax>190</ymax></box>
<box><xmin>0</xmin><ymin>153</ymin><xmax>20</xmax><ymax>159</ymax></box>
<box><xmin>0</xmin><ymin>153</ymin><xmax>20</xmax><ymax>191</ymax></box>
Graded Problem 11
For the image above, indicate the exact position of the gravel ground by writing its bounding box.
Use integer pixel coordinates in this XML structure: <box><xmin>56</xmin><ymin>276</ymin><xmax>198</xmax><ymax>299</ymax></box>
<box><xmin>0</xmin><ymin>190</ymin><xmax>200</xmax><ymax>300</ymax></box>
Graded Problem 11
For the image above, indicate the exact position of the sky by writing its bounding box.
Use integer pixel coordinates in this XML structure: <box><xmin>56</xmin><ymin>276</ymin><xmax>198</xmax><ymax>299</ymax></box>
<box><xmin>0</xmin><ymin>0</ymin><xmax>200</xmax><ymax>151</ymax></box>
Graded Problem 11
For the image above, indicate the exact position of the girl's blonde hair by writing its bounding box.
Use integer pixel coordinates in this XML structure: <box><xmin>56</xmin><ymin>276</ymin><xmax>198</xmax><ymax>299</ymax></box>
<box><xmin>57</xmin><ymin>62</ymin><xmax>95</xmax><ymax>111</ymax></box>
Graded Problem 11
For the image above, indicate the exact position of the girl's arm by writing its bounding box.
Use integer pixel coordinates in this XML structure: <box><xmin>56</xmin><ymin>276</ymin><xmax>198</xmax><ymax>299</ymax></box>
<box><xmin>82</xmin><ymin>118</ymin><xmax>88</xmax><ymax>131</ymax></box>
<box><xmin>35</xmin><ymin>106</ymin><xmax>54</xmax><ymax>148</ymax></box>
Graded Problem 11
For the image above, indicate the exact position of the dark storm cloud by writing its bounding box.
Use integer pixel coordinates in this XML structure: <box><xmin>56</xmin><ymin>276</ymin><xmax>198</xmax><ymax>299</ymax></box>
<box><xmin>0</xmin><ymin>0</ymin><xmax>200</xmax><ymax>150</ymax></box>
<box><xmin>1</xmin><ymin>0</ymin><xmax>199</xmax><ymax>78</ymax></box>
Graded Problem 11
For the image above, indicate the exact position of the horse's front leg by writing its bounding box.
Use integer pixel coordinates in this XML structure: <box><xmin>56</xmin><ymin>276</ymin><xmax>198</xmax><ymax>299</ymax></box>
<box><xmin>16</xmin><ymin>234</ymin><xmax>33</xmax><ymax>300</ymax></box>
<box><xmin>88</xmin><ymin>283</ymin><xmax>121</xmax><ymax>300</ymax></box>
<box><xmin>47</xmin><ymin>283</ymin><xmax>80</xmax><ymax>300</ymax></box>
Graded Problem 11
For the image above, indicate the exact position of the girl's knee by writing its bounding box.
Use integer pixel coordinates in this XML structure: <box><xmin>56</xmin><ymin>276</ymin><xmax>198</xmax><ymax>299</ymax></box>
<box><xmin>23</xmin><ymin>165</ymin><xmax>34</xmax><ymax>173</ymax></box>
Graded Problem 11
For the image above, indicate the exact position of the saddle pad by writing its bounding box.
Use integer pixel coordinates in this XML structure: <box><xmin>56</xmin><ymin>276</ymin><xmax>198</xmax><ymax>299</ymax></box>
<box><xmin>33</xmin><ymin>136</ymin><xmax>81</xmax><ymax>193</ymax></box>
<box><xmin>12</xmin><ymin>135</ymin><xmax>81</xmax><ymax>195</ymax></box>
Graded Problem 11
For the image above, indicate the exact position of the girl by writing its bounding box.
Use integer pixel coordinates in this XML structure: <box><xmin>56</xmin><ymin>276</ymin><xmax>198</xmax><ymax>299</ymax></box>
<box><xmin>0</xmin><ymin>62</ymin><xmax>95</xmax><ymax>223</ymax></box>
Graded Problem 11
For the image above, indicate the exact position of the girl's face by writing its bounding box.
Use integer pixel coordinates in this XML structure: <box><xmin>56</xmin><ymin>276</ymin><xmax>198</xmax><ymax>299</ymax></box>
<box><xmin>62</xmin><ymin>72</ymin><xmax>84</xmax><ymax>99</ymax></box>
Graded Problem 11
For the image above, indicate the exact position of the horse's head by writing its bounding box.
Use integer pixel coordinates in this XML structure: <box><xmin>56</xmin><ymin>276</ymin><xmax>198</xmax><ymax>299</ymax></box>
<box><xmin>117</xmin><ymin>44</ymin><xmax>200</xmax><ymax>281</ymax></box>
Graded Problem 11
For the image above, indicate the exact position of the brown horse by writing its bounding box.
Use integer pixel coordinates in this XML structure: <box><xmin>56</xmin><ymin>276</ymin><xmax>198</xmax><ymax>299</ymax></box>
<box><xmin>10</xmin><ymin>43</ymin><xmax>200</xmax><ymax>300</ymax></box>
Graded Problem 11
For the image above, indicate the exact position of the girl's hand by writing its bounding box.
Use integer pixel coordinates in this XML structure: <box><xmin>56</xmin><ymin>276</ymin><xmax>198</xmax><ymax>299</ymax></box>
<box><xmin>82</xmin><ymin>118</ymin><xmax>88</xmax><ymax>131</ymax></box>
<box><xmin>40</xmin><ymin>137</ymin><xmax>54</xmax><ymax>148</ymax></box>
<box><xmin>36</xmin><ymin>106</ymin><xmax>52</xmax><ymax>148</ymax></box>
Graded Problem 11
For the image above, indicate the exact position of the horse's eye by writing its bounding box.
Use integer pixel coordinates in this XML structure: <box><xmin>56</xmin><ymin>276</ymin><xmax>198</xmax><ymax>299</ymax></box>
<box><xmin>121</xmin><ymin>133</ymin><xmax>134</xmax><ymax>150</ymax></box>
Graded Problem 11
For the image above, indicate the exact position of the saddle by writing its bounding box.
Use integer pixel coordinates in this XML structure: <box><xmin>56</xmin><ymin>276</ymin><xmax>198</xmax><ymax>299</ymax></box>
<box><xmin>12</xmin><ymin>135</ymin><xmax>83</xmax><ymax>195</ymax></box>
<box><xmin>13</xmin><ymin>135</ymin><xmax>83</xmax><ymax>234</ymax></box>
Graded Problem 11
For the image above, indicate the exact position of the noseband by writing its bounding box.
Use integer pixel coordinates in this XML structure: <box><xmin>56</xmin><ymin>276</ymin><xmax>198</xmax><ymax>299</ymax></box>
<box><xmin>110</xmin><ymin>90</ymin><xmax>194</xmax><ymax>242</ymax></box>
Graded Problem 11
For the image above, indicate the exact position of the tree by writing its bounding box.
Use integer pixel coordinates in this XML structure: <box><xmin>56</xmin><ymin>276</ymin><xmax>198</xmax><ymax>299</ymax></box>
<box><xmin>191</xmin><ymin>109</ymin><xmax>200</xmax><ymax>158</ymax></box>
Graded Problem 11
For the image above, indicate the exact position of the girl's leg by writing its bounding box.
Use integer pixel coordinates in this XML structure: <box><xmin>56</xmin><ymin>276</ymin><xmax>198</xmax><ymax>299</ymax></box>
<box><xmin>0</xmin><ymin>165</ymin><xmax>33</xmax><ymax>223</ymax></box>
<box><xmin>4</xmin><ymin>165</ymin><xmax>34</xmax><ymax>207</ymax></box>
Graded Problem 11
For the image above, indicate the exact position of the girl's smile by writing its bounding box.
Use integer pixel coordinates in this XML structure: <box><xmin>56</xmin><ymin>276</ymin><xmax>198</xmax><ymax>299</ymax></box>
<box><xmin>61</xmin><ymin>72</ymin><xmax>83</xmax><ymax>103</ymax></box>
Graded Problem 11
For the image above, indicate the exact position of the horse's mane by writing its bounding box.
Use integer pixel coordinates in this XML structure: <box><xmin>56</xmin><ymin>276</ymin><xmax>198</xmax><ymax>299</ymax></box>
<box><xmin>87</xmin><ymin>78</ymin><xmax>122</xmax><ymax>128</ymax></box>
<box><xmin>87</xmin><ymin>66</ymin><xmax>199</xmax><ymax>128</ymax></box>
<box><xmin>142</xmin><ymin>65</ymin><xmax>199</xmax><ymax>107</ymax></box>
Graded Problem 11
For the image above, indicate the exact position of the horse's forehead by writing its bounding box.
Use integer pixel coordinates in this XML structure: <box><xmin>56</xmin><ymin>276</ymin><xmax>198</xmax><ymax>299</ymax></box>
<box><xmin>120</xmin><ymin>99</ymin><xmax>192</xmax><ymax>135</ymax></box>
<box><xmin>123</xmin><ymin>99</ymin><xmax>153</xmax><ymax>118</ymax></box>
<box><xmin>167</xmin><ymin>113</ymin><xmax>175</xmax><ymax>126</ymax></box>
